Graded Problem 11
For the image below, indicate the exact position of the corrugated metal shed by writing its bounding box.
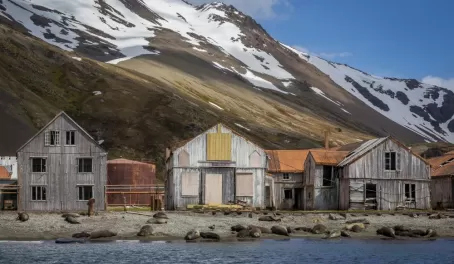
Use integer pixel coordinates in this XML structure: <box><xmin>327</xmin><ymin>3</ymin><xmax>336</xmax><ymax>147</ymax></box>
<box><xmin>338</xmin><ymin>137</ymin><xmax>388</xmax><ymax>166</ymax></box>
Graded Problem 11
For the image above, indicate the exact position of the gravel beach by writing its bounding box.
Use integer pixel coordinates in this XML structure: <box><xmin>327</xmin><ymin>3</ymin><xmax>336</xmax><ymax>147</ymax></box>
<box><xmin>0</xmin><ymin>211</ymin><xmax>453</xmax><ymax>241</ymax></box>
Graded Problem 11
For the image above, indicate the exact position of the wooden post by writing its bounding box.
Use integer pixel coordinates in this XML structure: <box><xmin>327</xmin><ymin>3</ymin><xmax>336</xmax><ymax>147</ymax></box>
<box><xmin>104</xmin><ymin>185</ymin><xmax>107</xmax><ymax>210</ymax></box>
<box><xmin>87</xmin><ymin>198</ymin><xmax>95</xmax><ymax>217</ymax></box>
<box><xmin>122</xmin><ymin>192</ymin><xmax>127</xmax><ymax>212</ymax></box>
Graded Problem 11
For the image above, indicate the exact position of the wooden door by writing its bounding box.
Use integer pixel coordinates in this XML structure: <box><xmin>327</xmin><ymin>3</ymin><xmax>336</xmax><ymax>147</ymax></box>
<box><xmin>305</xmin><ymin>186</ymin><xmax>314</xmax><ymax>210</ymax></box>
<box><xmin>204</xmin><ymin>174</ymin><xmax>223</xmax><ymax>204</ymax></box>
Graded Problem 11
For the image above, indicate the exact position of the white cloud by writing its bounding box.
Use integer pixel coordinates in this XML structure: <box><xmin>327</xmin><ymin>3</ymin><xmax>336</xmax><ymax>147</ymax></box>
<box><xmin>422</xmin><ymin>76</ymin><xmax>454</xmax><ymax>89</ymax></box>
<box><xmin>185</xmin><ymin>0</ymin><xmax>292</xmax><ymax>19</ymax></box>
<box><xmin>292</xmin><ymin>45</ymin><xmax>352</xmax><ymax>59</ymax></box>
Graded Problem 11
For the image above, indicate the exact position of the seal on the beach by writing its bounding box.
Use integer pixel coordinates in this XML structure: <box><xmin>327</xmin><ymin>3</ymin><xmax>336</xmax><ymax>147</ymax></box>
<box><xmin>345</xmin><ymin>218</ymin><xmax>370</xmax><ymax>225</ymax></box>
<box><xmin>340</xmin><ymin>230</ymin><xmax>351</xmax><ymax>237</ymax></box>
<box><xmin>248</xmin><ymin>225</ymin><xmax>272</xmax><ymax>234</ymax></box>
<box><xmin>393</xmin><ymin>225</ymin><xmax>410</xmax><ymax>232</ymax></box>
<box><xmin>425</xmin><ymin>229</ymin><xmax>438</xmax><ymax>238</ymax></box>
<box><xmin>17</xmin><ymin>212</ymin><xmax>29</xmax><ymax>222</ymax></box>
<box><xmin>329</xmin><ymin>213</ymin><xmax>344</xmax><ymax>220</ymax></box>
<box><xmin>271</xmin><ymin>225</ymin><xmax>289</xmax><ymax>236</ymax></box>
<box><xmin>200</xmin><ymin>232</ymin><xmax>220</xmax><ymax>240</ymax></box>
<box><xmin>345</xmin><ymin>223</ymin><xmax>365</xmax><ymax>231</ymax></box>
<box><xmin>376</xmin><ymin>227</ymin><xmax>395</xmax><ymax>238</ymax></box>
<box><xmin>72</xmin><ymin>232</ymin><xmax>91</xmax><ymax>238</ymax></box>
<box><xmin>237</xmin><ymin>229</ymin><xmax>250</xmax><ymax>238</ymax></box>
<box><xmin>258</xmin><ymin>216</ymin><xmax>281</xmax><ymax>222</ymax></box>
<box><xmin>153</xmin><ymin>212</ymin><xmax>169</xmax><ymax>219</ymax></box>
<box><xmin>137</xmin><ymin>225</ymin><xmax>154</xmax><ymax>237</ymax></box>
<box><xmin>184</xmin><ymin>229</ymin><xmax>200</xmax><ymax>241</ymax></box>
<box><xmin>65</xmin><ymin>216</ymin><xmax>81</xmax><ymax>224</ymax></box>
<box><xmin>351</xmin><ymin>225</ymin><xmax>364</xmax><ymax>233</ymax></box>
<box><xmin>323</xmin><ymin>230</ymin><xmax>341</xmax><ymax>239</ymax></box>
<box><xmin>311</xmin><ymin>224</ymin><xmax>327</xmax><ymax>234</ymax></box>
<box><xmin>61</xmin><ymin>213</ymin><xmax>80</xmax><ymax>218</ymax></box>
<box><xmin>231</xmin><ymin>224</ymin><xmax>247</xmax><ymax>232</ymax></box>
<box><xmin>249</xmin><ymin>227</ymin><xmax>262</xmax><ymax>238</ymax></box>
<box><xmin>90</xmin><ymin>230</ymin><xmax>117</xmax><ymax>239</ymax></box>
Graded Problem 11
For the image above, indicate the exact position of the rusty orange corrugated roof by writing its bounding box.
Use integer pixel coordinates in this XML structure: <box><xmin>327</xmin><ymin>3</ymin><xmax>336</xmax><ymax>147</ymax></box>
<box><xmin>0</xmin><ymin>166</ymin><xmax>10</xmax><ymax>179</ymax></box>
<box><xmin>265</xmin><ymin>150</ymin><xmax>314</xmax><ymax>172</ymax></box>
<box><xmin>107</xmin><ymin>158</ymin><xmax>156</xmax><ymax>168</ymax></box>
<box><xmin>309</xmin><ymin>150</ymin><xmax>350</xmax><ymax>166</ymax></box>
<box><xmin>428</xmin><ymin>154</ymin><xmax>454</xmax><ymax>177</ymax></box>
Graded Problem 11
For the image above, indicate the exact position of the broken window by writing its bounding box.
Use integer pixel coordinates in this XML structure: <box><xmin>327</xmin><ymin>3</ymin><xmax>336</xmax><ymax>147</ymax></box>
<box><xmin>404</xmin><ymin>183</ymin><xmax>416</xmax><ymax>201</ymax></box>
<box><xmin>77</xmin><ymin>186</ymin><xmax>93</xmax><ymax>201</ymax></box>
<box><xmin>322</xmin><ymin>166</ymin><xmax>333</xmax><ymax>186</ymax></box>
<box><xmin>45</xmin><ymin>130</ymin><xmax>60</xmax><ymax>146</ymax></box>
<box><xmin>31</xmin><ymin>186</ymin><xmax>47</xmax><ymax>201</ymax></box>
<box><xmin>284</xmin><ymin>189</ymin><xmax>292</xmax><ymax>199</ymax></box>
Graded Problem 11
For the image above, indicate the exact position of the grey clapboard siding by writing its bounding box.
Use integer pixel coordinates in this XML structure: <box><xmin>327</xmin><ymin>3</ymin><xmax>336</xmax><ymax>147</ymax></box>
<box><xmin>166</xmin><ymin>124</ymin><xmax>267</xmax><ymax>210</ymax></box>
<box><xmin>270</xmin><ymin>172</ymin><xmax>303</xmax><ymax>210</ymax></box>
<box><xmin>17</xmin><ymin>113</ymin><xmax>107</xmax><ymax>212</ymax></box>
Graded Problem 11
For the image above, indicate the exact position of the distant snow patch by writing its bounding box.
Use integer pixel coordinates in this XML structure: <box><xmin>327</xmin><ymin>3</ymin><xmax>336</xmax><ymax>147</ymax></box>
<box><xmin>235</xmin><ymin>123</ymin><xmax>250</xmax><ymax>131</ymax></box>
<box><xmin>107</xmin><ymin>49</ymin><xmax>160</xmax><ymax>64</ymax></box>
<box><xmin>193</xmin><ymin>47</ymin><xmax>207</xmax><ymax>52</ymax></box>
<box><xmin>213</xmin><ymin>62</ymin><xmax>232</xmax><ymax>72</ymax></box>
<box><xmin>282</xmin><ymin>80</ymin><xmax>292</xmax><ymax>87</ymax></box>
<box><xmin>234</xmin><ymin>69</ymin><xmax>286</xmax><ymax>94</ymax></box>
<box><xmin>341</xmin><ymin>108</ymin><xmax>351</xmax><ymax>114</ymax></box>
<box><xmin>311</xmin><ymin>87</ymin><xmax>342</xmax><ymax>106</ymax></box>
<box><xmin>71</xmin><ymin>57</ymin><xmax>82</xmax><ymax>61</ymax></box>
<box><xmin>93</xmin><ymin>91</ymin><xmax>102</xmax><ymax>96</ymax></box>
<box><xmin>209</xmin><ymin>102</ymin><xmax>224</xmax><ymax>110</ymax></box>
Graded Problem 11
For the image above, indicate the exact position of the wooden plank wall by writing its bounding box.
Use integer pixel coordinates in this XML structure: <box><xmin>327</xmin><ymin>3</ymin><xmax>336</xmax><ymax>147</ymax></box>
<box><xmin>344</xmin><ymin>138</ymin><xmax>431</xmax><ymax>210</ymax></box>
<box><xmin>430</xmin><ymin>177</ymin><xmax>453</xmax><ymax>209</ymax></box>
<box><xmin>17</xmin><ymin>115</ymin><xmax>107</xmax><ymax>211</ymax></box>
<box><xmin>271</xmin><ymin>172</ymin><xmax>303</xmax><ymax>210</ymax></box>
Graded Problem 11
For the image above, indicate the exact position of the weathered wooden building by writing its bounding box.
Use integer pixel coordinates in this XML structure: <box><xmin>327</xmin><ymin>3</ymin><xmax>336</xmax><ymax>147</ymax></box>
<box><xmin>266</xmin><ymin>150</ymin><xmax>311</xmax><ymax>210</ymax></box>
<box><xmin>337</xmin><ymin>137</ymin><xmax>431</xmax><ymax>210</ymax></box>
<box><xmin>428</xmin><ymin>152</ymin><xmax>454</xmax><ymax>209</ymax></box>
<box><xmin>165</xmin><ymin>123</ymin><xmax>268</xmax><ymax>210</ymax></box>
<box><xmin>303</xmin><ymin>150</ymin><xmax>349</xmax><ymax>210</ymax></box>
<box><xmin>17</xmin><ymin>112</ymin><xmax>107</xmax><ymax>211</ymax></box>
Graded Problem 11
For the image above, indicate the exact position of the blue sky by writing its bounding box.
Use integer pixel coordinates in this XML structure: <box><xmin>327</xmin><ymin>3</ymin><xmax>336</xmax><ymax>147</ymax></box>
<box><xmin>189</xmin><ymin>0</ymin><xmax>454</xmax><ymax>88</ymax></box>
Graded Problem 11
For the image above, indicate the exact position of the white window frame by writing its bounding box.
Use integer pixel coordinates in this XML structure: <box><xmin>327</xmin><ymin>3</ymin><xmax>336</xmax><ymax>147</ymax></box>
<box><xmin>404</xmin><ymin>183</ymin><xmax>416</xmax><ymax>201</ymax></box>
<box><xmin>77</xmin><ymin>158</ymin><xmax>93</xmax><ymax>173</ymax></box>
<box><xmin>31</xmin><ymin>157</ymin><xmax>47</xmax><ymax>173</ymax></box>
<box><xmin>282</xmin><ymin>173</ymin><xmax>290</xmax><ymax>180</ymax></box>
<box><xmin>31</xmin><ymin>186</ymin><xmax>47</xmax><ymax>201</ymax></box>
<box><xmin>77</xmin><ymin>185</ymin><xmax>94</xmax><ymax>201</ymax></box>
<box><xmin>45</xmin><ymin>130</ymin><xmax>60</xmax><ymax>146</ymax></box>
<box><xmin>385</xmin><ymin>151</ymin><xmax>401</xmax><ymax>171</ymax></box>
<box><xmin>65</xmin><ymin>131</ymin><xmax>76</xmax><ymax>146</ymax></box>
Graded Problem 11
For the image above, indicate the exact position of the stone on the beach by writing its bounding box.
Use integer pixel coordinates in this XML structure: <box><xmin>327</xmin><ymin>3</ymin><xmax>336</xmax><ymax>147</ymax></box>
<box><xmin>376</xmin><ymin>227</ymin><xmax>395</xmax><ymax>238</ymax></box>
<box><xmin>323</xmin><ymin>230</ymin><xmax>341</xmax><ymax>239</ymax></box>
<box><xmin>155</xmin><ymin>218</ymin><xmax>167</xmax><ymax>224</ymax></box>
<box><xmin>351</xmin><ymin>225</ymin><xmax>363</xmax><ymax>233</ymax></box>
<box><xmin>153</xmin><ymin>212</ymin><xmax>168</xmax><ymax>219</ymax></box>
<box><xmin>90</xmin><ymin>230</ymin><xmax>117</xmax><ymax>239</ymax></box>
<box><xmin>184</xmin><ymin>229</ymin><xmax>200</xmax><ymax>241</ymax></box>
<box><xmin>409</xmin><ymin>213</ymin><xmax>418</xmax><ymax>218</ymax></box>
<box><xmin>339</xmin><ymin>213</ymin><xmax>347</xmax><ymax>218</ymax></box>
<box><xmin>248</xmin><ymin>213</ymin><xmax>253</xmax><ymax>218</ymax></box>
<box><xmin>137</xmin><ymin>225</ymin><xmax>154</xmax><ymax>237</ymax></box>
<box><xmin>426</xmin><ymin>229</ymin><xmax>438</xmax><ymax>238</ymax></box>
<box><xmin>55</xmin><ymin>238</ymin><xmax>86</xmax><ymax>244</ymax></box>
<box><xmin>65</xmin><ymin>216</ymin><xmax>81</xmax><ymax>224</ymax></box>
<box><xmin>72</xmin><ymin>232</ymin><xmax>90</xmax><ymax>238</ymax></box>
<box><xmin>329</xmin><ymin>213</ymin><xmax>345</xmax><ymax>220</ymax></box>
<box><xmin>237</xmin><ymin>229</ymin><xmax>250</xmax><ymax>238</ymax></box>
<box><xmin>224</xmin><ymin>211</ymin><xmax>231</xmax><ymax>216</ymax></box>
<box><xmin>231</xmin><ymin>224</ymin><xmax>247</xmax><ymax>232</ymax></box>
<box><xmin>345</xmin><ymin>218</ymin><xmax>370</xmax><ymax>225</ymax></box>
<box><xmin>341</xmin><ymin>231</ymin><xmax>351</xmax><ymax>237</ymax></box>
<box><xmin>209</xmin><ymin>225</ymin><xmax>215</xmax><ymax>230</ymax></box>
<box><xmin>200</xmin><ymin>232</ymin><xmax>220</xmax><ymax>240</ymax></box>
<box><xmin>311</xmin><ymin>224</ymin><xmax>327</xmax><ymax>234</ymax></box>
<box><xmin>249</xmin><ymin>227</ymin><xmax>262</xmax><ymax>238</ymax></box>
<box><xmin>248</xmin><ymin>225</ymin><xmax>272</xmax><ymax>234</ymax></box>
<box><xmin>258</xmin><ymin>216</ymin><xmax>281</xmax><ymax>222</ymax></box>
<box><xmin>286</xmin><ymin>227</ymin><xmax>297</xmax><ymax>234</ymax></box>
<box><xmin>17</xmin><ymin>212</ymin><xmax>29</xmax><ymax>222</ymax></box>
<box><xmin>61</xmin><ymin>213</ymin><xmax>80</xmax><ymax>218</ymax></box>
<box><xmin>271</xmin><ymin>225</ymin><xmax>289</xmax><ymax>236</ymax></box>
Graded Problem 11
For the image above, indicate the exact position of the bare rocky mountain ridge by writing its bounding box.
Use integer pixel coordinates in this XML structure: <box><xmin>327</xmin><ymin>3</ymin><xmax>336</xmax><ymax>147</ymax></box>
<box><xmin>0</xmin><ymin>0</ymin><xmax>452</xmax><ymax>165</ymax></box>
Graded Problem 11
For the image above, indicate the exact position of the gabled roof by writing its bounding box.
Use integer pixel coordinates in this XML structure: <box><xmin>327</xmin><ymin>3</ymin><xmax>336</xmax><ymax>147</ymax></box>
<box><xmin>428</xmin><ymin>153</ymin><xmax>454</xmax><ymax>177</ymax></box>
<box><xmin>338</xmin><ymin>137</ymin><xmax>388</xmax><ymax>167</ymax></box>
<box><xmin>17</xmin><ymin>111</ymin><xmax>105</xmax><ymax>153</ymax></box>
<box><xmin>265</xmin><ymin>149</ymin><xmax>313</xmax><ymax>173</ymax></box>
<box><xmin>309</xmin><ymin>150</ymin><xmax>349</xmax><ymax>166</ymax></box>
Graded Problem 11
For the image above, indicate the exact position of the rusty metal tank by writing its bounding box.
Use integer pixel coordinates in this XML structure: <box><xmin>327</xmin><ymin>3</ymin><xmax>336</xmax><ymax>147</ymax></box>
<box><xmin>107</xmin><ymin>159</ymin><xmax>157</xmax><ymax>206</ymax></box>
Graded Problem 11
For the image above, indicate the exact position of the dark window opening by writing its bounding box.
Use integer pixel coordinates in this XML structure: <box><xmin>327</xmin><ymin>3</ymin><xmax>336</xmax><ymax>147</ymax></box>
<box><xmin>78</xmin><ymin>186</ymin><xmax>93</xmax><ymax>201</ymax></box>
<box><xmin>66</xmin><ymin>131</ymin><xmax>75</xmax><ymax>145</ymax></box>
<box><xmin>78</xmin><ymin>158</ymin><xmax>93</xmax><ymax>173</ymax></box>
<box><xmin>385</xmin><ymin>152</ymin><xmax>396</xmax><ymax>170</ymax></box>
<box><xmin>283</xmin><ymin>173</ymin><xmax>290</xmax><ymax>180</ymax></box>
<box><xmin>405</xmin><ymin>183</ymin><xmax>416</xmax><ymax>200</ymax></box>
<box><xmin>365</xmin><ymin>183</ymin><xmax>377</xmax><ymax>198</ymax></box>
<box><xmin>31</xmin><ymin>186</ymin><xmax>47</xmax><ymax>201</ymax></box>
<box><xmin>284</xmin><ymin>189</ymin><xmax>292</xmax><ymax>199</ymax></box>
<box><xmin>322</xmin><ymin>166</ymin><xmax>333</xmax><ymax>186</ymax></box>
<box><xmin>31</xmin><ymin>158</ymin><xmax>46</xmax><ymax>173</ymax></box>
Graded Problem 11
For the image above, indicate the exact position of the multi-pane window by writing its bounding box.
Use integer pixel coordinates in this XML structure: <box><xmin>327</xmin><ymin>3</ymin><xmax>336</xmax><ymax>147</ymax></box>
<box><xmin>78</xmin><ymin>158</ymin><xmax>93</xmax><ymax>173</ymax></box>
<box><xmin>385</xmin><ymin>152</ymin><xmax>400</xmax><ymax>171</ymax></box>
<box><xmin>283</xmin><ymin>173</ymin><xmax>290</xmax><ymax>180</ymax></box>
<box><xmin>31</xmin><ymin>186</ymin><xmax>47</xmax><ymax>201</ymax></box>
<box><xmin>66</xmin><ymin>131</ymin><xmax>75</xmax><ymax>145</ymax></box>
<box><xmin>77</xmin><ymin>186</ymin><xmax>93</xmax><ymax>201</ymax></box>
<box><xmin>45</xmin><ymin>131</ymin><xmax>60</xmax><ymax>146</ymax></box>
<box><xmin>404</xmin><ymin>183</ymin><xmax>416</xmax><ymax>200</ymax></box>
<box><xmin>31</xmin><ymin>158</ymin><xmax>46</xmax><ymax>172</ymax></box>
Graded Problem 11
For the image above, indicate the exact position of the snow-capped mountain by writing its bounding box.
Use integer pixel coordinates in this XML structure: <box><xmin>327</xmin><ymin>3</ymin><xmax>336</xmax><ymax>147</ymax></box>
<box><xmin>1</xmin><ymin>0</ymin><xmax>453</xmax><ymax>144</ymax></box>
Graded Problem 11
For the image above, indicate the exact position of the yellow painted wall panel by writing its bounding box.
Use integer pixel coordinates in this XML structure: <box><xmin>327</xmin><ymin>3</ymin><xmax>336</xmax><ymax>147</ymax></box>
<box><xmin>207</xmin><ymin>133</ymin><xmax>231</xmax><ymax>160</ymax></box>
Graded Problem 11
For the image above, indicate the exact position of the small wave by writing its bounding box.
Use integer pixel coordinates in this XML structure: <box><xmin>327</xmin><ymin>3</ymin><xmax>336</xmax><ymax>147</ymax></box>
<box><xmin>0</xmin><ymin>240</ymin><xmax>44</xmax><ymax>244</ymax></box>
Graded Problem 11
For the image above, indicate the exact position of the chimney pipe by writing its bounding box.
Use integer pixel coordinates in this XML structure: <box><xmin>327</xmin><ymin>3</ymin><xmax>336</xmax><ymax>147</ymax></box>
<box><xmin>324</xmin><ymin>130</ymin><xmax>329</xmax><ymax>149</ymax></box>
<box><xmin>165</xmin><ymin>148</ymin><xmax>171</xmax><ymax>160</ymax></box>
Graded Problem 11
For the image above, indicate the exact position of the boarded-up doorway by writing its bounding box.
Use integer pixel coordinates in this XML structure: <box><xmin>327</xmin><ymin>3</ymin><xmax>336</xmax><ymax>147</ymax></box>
<box><xmin>205</xmin><ymin>174</ymin><xmax>222</xmax><ymax>204</ymax></box>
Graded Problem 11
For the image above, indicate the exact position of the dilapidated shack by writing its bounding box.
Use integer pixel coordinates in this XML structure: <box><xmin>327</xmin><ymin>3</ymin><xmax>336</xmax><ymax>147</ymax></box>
<box><xmin>337</xmin><ymin>137</ymin><xmax>431</xmax><ymax>210</ymax></box>
<box><xmin>428</xmin><ymin>152</ymin><xmax>454</xmax><ymax>209</ymax></box>
<box><xmin>165</xmin><ymin>124</ymin><xmax>267</xmax><ymax>210</ymax></box>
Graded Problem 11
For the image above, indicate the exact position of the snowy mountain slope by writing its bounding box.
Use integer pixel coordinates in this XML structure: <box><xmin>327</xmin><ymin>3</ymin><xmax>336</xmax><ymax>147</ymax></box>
<box><xmin>306</xmin><ymin>56</ymin><xmax>454</xmax><ymax>142</ymax></box>
<box><xmin>0</xmin><ymin>0</ymin><xmax>452</xmax><ymax>144</ymax></box>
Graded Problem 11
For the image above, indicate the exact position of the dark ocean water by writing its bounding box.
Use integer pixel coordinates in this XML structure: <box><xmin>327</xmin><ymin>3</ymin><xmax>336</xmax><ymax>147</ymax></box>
<box><xmin>0</xmin><ymin>238</ymin><xmax>453</xmax><ymax>264</ymax></box>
